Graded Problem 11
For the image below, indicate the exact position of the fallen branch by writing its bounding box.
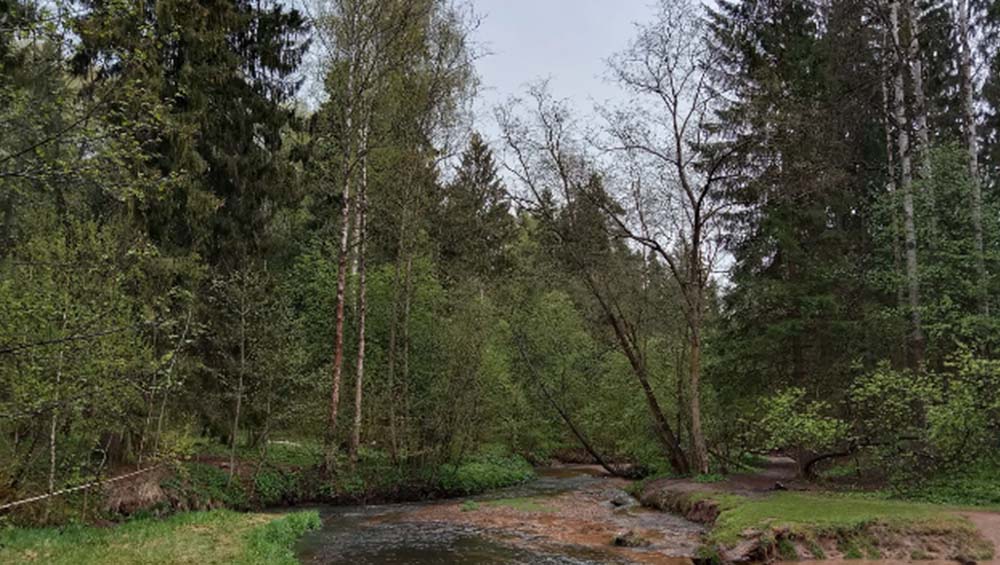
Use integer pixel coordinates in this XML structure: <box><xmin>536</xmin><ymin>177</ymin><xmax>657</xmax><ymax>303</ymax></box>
<box><xmin>0</xmin><ymin>464</ymin><xmax>163</xmax><ymax>512</ymax></box>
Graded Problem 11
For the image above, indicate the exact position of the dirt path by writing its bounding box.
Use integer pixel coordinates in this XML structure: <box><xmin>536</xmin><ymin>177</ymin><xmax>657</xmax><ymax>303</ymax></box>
<box><xmin>641</xmin><ymin>455</ymin><xmax>809</xmax><ymax>498</ymax></box>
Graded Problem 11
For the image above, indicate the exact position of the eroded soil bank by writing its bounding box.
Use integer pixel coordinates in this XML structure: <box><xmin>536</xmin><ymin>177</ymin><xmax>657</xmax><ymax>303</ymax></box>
<box><xmin>638</xmin><ymin>457</ymin><xmax>998</xmax><ymax>564</ymax></box>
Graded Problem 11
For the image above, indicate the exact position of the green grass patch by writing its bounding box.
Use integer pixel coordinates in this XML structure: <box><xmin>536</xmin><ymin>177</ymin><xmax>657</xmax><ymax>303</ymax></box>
<box><xmin>0</xmin><ymin>509</ymin><xmax>320</xmax><ymax>565</ymax></box>
<box><xmin>485</xmin><ymin>497</ymin><xmax>555</xmax><ymax>513</ymax></box>
<box><xmin>459</xmin><ymin>500</ymin><xmax>480</xmax><ymax>512</ymax></box>
<box><xmin>707</xmin><ymin>492</ymin><xmax>967</xmax><ymax>547</ymax></box>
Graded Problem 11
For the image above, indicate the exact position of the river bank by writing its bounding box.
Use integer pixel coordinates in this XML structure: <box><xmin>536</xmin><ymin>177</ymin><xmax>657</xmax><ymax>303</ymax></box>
<box><xmin>4</xmin><ymin>457</ymin><xmax>1000</xmax><ymax>564</ymax></box>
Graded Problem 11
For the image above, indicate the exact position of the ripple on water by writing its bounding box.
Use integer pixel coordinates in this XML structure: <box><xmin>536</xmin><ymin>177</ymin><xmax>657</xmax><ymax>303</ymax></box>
<box><xmin>295</xmin><ymin>466</ymin><xmax>701</xmax><ymax>565</ymax></box>
<box><xmin>296</xmin><ymin>519</ymin><xmax>631</xmax><ymax>564</ymax></box>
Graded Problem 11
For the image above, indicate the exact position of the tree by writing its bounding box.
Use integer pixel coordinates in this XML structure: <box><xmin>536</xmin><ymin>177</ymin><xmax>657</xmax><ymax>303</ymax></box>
<box><xmin>435</xmin><ymin>132</ymin><xmax>516</xmax><ymax>285</ymax></box>
<box><xmin>890</xmin><ymin>0</ymin><xmax>926</xmax><ymax>367</ymax></box>
<box><xmin>498</xmin><ymin>85</ymin><xmax>692</xmax><ymax>475</ymax></box>
<box><xmin>958</xmin><ymin>0</ymin><xmax>987</xmax><ymax>315</ymax></box>
<box><xmin>600</xmin><ymin>0</ymin><xmax>733</xmax><ymax>474</ymax></box>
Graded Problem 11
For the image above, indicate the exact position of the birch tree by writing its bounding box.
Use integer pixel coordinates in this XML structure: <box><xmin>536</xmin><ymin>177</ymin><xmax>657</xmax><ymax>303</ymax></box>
<box><xmin>958</xmin><ymin>0</ymin><xmax>987</xmax><ymax>315</ymax></box>
<box><xmin>889</xmin><ymin>0</ymin><xmax>926</xmax><ymax>367</ymax></box>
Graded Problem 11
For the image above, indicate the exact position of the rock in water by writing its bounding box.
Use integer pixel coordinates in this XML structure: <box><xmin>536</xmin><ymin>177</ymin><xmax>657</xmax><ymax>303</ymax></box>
<box><xmin>610</xmin><ymin>491</ymin><xmax>634</xmax><ymax>507</ymax></box>
<box><xmin>612</xmin><ymin>529</ymin><xmax>651</xmax><ymax>547</ymax></box>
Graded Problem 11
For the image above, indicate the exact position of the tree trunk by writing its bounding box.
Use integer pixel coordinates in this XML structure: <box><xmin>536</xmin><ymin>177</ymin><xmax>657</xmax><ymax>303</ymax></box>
<box><xmin>892</xmin><ymin>0</ymin><xmax>925</xmax><ymax>368</ymax></box>
<box><xmin>515</xmin><ymin>340</ymin><xmax>621</xmax><ymax>477</ymax></box>
<box><xmin>584</xmin><ymin>273</ymin><xmax>690</xmax><ymax>475</ymax></box>
<box><xmin>386</xmin><ymin>214</ymin><xmax>407</xmax><ymax>462</ymax></box>
<box><xmin>400</xmin><ymin>253</ymin><xmax>414</xmax><ymax>455</ymax></box>
<box><xmin>882</xmin><ymin>52</ymin><xmax>908</xmax><ymax>363</ymax></box>
<box><xmin>688</xmin><ymin>235</ymin><xmax>710</xmax><ymax>475</ymax></box>
<box><xmin>46</xmin><ymin>308</ymin><xmax>68</xmax><ymax>523</ymax></box>
<box><xmin>325</xmin><ymin>166</ymin><xmax>353</xmax><ymax>472</ymax></box>
<box><xmin>229</xmin><ymin>293</ymin><xmax>246</xmax><ymax>483</ymax></box>
<box><xmin>349</xmin><ymin>129</ymin><xmax>369</xmax><ymax>468</ymax></box>
<box><xmin>959</xmin><ymin>0</ymin><xmax>987</xmax><ymax>316</ymax></box>
<box><xmin>905</xmin><ymin>0</ymin><xmax>930</xmax><ymax>174</ymax></box>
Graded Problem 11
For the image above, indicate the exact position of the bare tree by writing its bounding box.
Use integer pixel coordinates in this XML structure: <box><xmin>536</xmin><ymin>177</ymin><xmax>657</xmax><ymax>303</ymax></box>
<box><xmin>497</xmin><ymin>85</ymin><xmax>691</xmax><ymax>475</ymax></box>
<box><xmin>599</xmin><ymin>0</ymin><xmax>733</xmax><ymax>474</ymax></box>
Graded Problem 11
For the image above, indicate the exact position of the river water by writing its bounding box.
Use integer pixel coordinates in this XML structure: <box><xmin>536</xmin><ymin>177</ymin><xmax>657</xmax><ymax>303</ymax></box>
<box><xmin>295</xmin><ymin>465</ymin><xmax>703</xmax><ymax>564</ymax></box>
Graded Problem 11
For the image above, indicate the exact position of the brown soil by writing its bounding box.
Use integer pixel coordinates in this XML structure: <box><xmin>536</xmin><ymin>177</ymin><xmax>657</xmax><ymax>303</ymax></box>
<box><xmin>103</xmin><ymin>466</ymin><xmax>170</xmax><ymax>515</ymax></box>
<box><xmin>642</xmin><ymin>456</ymin><xmax>809</xmax><ymax>500</ymax></box>
<box><xmin>963</xmin><ymin>512</ymin><xmax>1000</xmax><ymax>564</ymax></box>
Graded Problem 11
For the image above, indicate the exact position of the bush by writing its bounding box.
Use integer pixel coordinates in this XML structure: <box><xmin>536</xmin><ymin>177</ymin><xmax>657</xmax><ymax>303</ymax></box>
<box><xmin>162</xmin><ymin>463</ymin><xmax>249</xmax><ymax>510</ymax></box>
<box><xmin>758</xmin><ymin>387</ymin><xmax>848</xmax><ymax>472</ymax></box>
<box><xmin>253</xmin><ymin>467</ymin><xmax>302</xmax><ymax>506</ymax></box>
<box><xmin>896</xmin><ymin>459</ymin><xmax>1000</xmax><ymax>506</ymax></box>
<box><xmin>437</xmin><ymin>451</ymin><xmax>534</xmax><ymax>495</ymax></box>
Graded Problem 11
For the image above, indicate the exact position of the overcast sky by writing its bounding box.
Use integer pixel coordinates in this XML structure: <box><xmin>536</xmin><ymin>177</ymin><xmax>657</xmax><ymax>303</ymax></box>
<box><xmin>468</xmin><ymin>1</ymin><xmax>657</xmax><ymax>142</ymax></box>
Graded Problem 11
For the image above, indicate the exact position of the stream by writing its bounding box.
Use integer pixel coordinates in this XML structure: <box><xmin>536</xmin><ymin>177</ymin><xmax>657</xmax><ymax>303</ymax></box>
<box><xmin>295</xmin><ymin>465</ymin><xmax>703</xmax><ymax>564</ymax></box>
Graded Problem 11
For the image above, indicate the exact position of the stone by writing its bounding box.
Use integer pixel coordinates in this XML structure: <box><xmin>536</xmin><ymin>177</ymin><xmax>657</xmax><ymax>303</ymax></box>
<box><xmin>612</xmin><ymin>529</ymin><xmax>651</xmax><ymax>547</ymax></box>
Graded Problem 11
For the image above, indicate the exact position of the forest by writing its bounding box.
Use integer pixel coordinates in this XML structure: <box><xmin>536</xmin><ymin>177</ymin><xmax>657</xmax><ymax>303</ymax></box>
<box><xmin>3</xmin><ymin>0</ymin><xmax>1000</xmax><ymax>563</ymax></box>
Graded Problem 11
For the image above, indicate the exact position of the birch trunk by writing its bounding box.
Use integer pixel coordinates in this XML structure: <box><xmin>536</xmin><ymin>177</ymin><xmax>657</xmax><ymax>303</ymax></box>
<box><xmin>959</xmin><ymin>0</ymin><xmax>987</xmax><ymax>315</ymax></box>
<box><xmin>892</xmin><ymin>0</ymin><xmax>925</xmax><ymax>368</ymax></box>
<box><xmin>905</xmin><ymin>0</ymin><xmax>930</xmax><ymax>175</ymax></box>
<box><xmin>229</xmin><ymin>292</ymin><xmax>246</xmax><ymax>483</ymax></box>
<box><xmin>325</xmin><ymin>140</ymin><xmax>353</xmax><ymax>472</ymax></box>
<box><xmin>349</xmin><ymin>127</ymin><xmax>369</xmax><ymax>468</ymax></box>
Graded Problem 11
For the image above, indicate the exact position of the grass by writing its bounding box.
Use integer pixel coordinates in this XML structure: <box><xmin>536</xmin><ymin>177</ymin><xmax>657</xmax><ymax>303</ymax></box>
<box><xmin>0</xmin><ymin>509</ymin><xmax>321</xmax><ymax>565</ymax></box>
<box><xmin>707</xmin><ymin>492</ymin><xmax>971</xmax><ymax>547</ymax></box>
<box><xmin>485</xmin><ymin>497</ymin><xmax>555</xmax><ymax>512</ymax></box>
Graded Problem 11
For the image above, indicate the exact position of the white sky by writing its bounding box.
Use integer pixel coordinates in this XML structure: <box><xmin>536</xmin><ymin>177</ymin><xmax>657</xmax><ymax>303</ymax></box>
<box><xmin>468</xmin><ymin>1</ymin><xmax>658</xmax><ymax>143</ymax></box>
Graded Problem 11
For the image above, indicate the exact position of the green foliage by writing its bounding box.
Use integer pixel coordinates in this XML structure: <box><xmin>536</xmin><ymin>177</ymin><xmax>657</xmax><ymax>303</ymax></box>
<box><xmin>758</xmin><ymin>388</ymin><xmax>848</xmax><ymax>461</ymax></box>
<box><xmin>851</xmin><ymin>355</ymin><xmax>1000</xmax><ymax>477</ymax></box>
<box><xmin>437</xmin><ymin>451</ymin><xmax>535</xmax><ymax>495</ymax></box>
<box><xmin>896</xmin><ymin>459</ymin><xmax>1000</xmax><ymax>507</ymax></box>
<box><xmin>242</xmin><ymin>511</ymin><xmax>322</xmax><ymax>565</ymax></box>
<box><xmin>163</xmin><ymin>463</ymin><xmax>249</xmax><ymax>510</ymax></box>
<box><xmin>253</xmin><ymin>467</ymin><xmax>302</xmax><ymax>507</ymax></box>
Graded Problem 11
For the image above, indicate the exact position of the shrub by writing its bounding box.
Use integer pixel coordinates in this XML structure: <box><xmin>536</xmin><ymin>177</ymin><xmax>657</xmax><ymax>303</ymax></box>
<box><xmin>437</xmin><ymin>451</ymin><xmax>534</xmax><ymax>495</ymax></box>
